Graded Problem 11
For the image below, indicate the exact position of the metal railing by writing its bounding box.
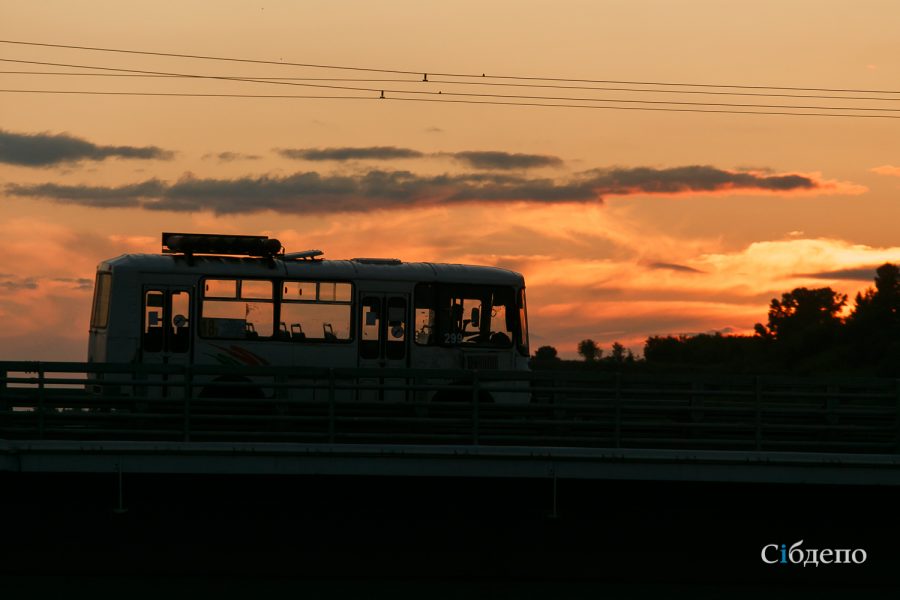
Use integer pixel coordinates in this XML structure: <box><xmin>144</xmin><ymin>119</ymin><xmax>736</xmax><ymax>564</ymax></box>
<box><xmin>1</xmin><ymin>361</ymin><xmax>899</xmax><ymax>453</ymax></box>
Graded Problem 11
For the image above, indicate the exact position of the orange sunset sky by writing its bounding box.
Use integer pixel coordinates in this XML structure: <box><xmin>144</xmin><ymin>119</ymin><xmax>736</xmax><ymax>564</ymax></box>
<box><xmin>1</xmin><ymin>1</ymin><xmax>900</xmax><ymax>360</ymax></box>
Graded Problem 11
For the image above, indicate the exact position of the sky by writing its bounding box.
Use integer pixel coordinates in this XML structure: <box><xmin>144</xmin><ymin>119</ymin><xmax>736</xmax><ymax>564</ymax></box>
<box><xmin>1</xmin><ymin>0</ymin><xmax>900</xmax><ymax>360</ymax></box>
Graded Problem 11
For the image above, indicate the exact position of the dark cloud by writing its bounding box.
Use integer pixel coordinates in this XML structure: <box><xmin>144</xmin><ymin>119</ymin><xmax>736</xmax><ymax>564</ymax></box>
<box><xmin>649</xmin><ymin>262</ymin><xmax>704</xmax><ymax>273</ymax></box>
<box><xmin>52</xmin><ymin>277</ymin><xmax>94</xmax><ymax>290</ymax></box>
<box><xmin>203</xmin><ymin>152</ymin><xmax>261</xmax><ymax>162</ymax></box>
<box><xmin>425</xmin><ymin>126</ymin><xmax>444</xmax><ymax>133</ymax></box>
<box><xmin>0</xmin><ymin>129</ymin><xmax>174</xmax><ymax>167</ymax></box>
<box><xmin>796</xmin><ymin>266</ymin><xmax>882</xmax><ymax>281</ymax></box>
<box><xmin>451</xmin><ymin>151</ymin><xmax>563</xmax><ymax>170</ymax></box>
<box><xmin>583</xmin><ymin>166</ymin><xmax>818</xmax><ymax>195</ymax></box>
<box><xmin>5</xmin><ymin>170</ymin><xmax>595</xmax><ymax>214</ymax></box>
<box><xmin>4</xmin><ymin>165</ymin><xmax>826</xmax><ymax>215</ymax></box>
<box><xmin>0</xmin><ymin>277</ymin><xmax>38</xmax><ymax>291</ymax></box>
<box><xmin>6</xmin><ymin>180</ymin><xmax>166</xmax><ymax>208</ymax></box>
<box><xmin>277</xmin><ymin>146</ymin><xmax>424</xmax><ymax>161</ymax></box>
<box><xmin>277</xmin><ymin>146</ymin><xmax>563</xmax><ymax>171</ymax></box>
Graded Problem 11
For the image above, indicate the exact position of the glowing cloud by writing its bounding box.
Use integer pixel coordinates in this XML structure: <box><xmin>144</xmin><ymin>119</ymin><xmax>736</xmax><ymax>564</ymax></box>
<box><xmin>870</xmin><ymin>165</ymin><xmax>900</xmax><ymax>177</ymax></box>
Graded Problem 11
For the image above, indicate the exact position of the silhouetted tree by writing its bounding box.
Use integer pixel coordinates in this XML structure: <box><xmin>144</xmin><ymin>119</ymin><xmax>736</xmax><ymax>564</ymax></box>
<box><xmin>645</xmin><ymin>333</ymin><xmax>762</xmax><ymax>372</ymax></box>
<box><xmin>643</xmin><ymin>268</ymin><xmax>899</xmax><ymax>375</ymax></box>
<box><xmin>755</xmin><ymin>287</ymin><xmax>846</xmax><ymax>342</ymax></box>
<box><xmin>750</xmin><ymin>286</ymin><xmax>847</xmax><ymax>372</ymax></box>
<box><xmin>851</xmin><ymin>263</ymin><xmax>900</xmax><ymax>322</ymax></box>
<box><xmin>533</xmin><ymin>346</ymin><xmax>560</xmax><ymax>361</ymax></box>
<box><xmin>577</xmin><ymin>339</ymin><xmax>600</xmax><ymax>362</ymax></box>
<box><xmin>608</xmin><ymin>342</ymin><xmax>629</xmax><ymax>364</ymax></box>
<box><xmin>845</xmin><ymin>263</ymin><xmax>900</xmax><ymax>374</ymax></box>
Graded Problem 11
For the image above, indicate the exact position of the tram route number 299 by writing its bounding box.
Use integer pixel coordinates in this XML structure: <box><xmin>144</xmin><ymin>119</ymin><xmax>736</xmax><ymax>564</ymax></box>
<box><xmin>443</xmin><ymin>333</ymin><xmax>465</xmax><ymax>345</ymax></box>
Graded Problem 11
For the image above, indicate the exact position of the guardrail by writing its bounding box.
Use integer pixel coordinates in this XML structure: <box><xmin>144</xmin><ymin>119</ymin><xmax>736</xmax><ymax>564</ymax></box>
<box><xmin>1</xmin><ymin>361</ymin><xmax>899</xmax><ymax>453</ymax></box>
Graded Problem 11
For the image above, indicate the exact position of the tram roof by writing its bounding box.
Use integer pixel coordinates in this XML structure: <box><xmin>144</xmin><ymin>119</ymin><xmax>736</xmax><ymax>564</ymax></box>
<box><xmin>100</xmin><ymin>254</ymin><xmax>525</xmax><ymax>286</ymax></box>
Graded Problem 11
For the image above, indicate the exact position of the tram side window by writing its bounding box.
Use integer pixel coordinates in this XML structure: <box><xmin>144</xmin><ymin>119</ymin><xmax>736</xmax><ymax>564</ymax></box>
<box><xmin>414</xmin><ymin>283</ymin><xmax>435</xmax><ymax>345</ymax></box>
<box><xmin>200</xmin><ymin>278</ymin><xmax>274</xmax><ymax>339</ymax></box>
<box><xmin>281</xmin><ymin>281</ymin><xmax>352</xmax><ymax>342</ymax></box>
<box><xmin>169</xmin><ymin>290</ymin><xmax>191</xmax><ymax>352</ymax></box>
<box><xmin>518</xmin><ymin>288</ymin><xmax>529</xmax><ymax>356</ymax></box>
<box><xmin>90</xmin><ymin>272</ymin><xmax>112</xmax><ymax>329</ymax></box>
<box><xmin>143</xmin><ymin>290</ymin><xmax>165</xmax><ymax>352</ymax></box>
<box><xmin>359</xmin><ymin>296</ymin><xmax>381</xmax><ymax>359</ymax></box>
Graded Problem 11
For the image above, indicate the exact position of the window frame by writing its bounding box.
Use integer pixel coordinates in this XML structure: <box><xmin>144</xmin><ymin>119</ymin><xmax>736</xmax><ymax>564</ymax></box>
<box><xmin>278</xmin><ymin>279</ymin><xmax>355</xmax><ymax>344</ymax></box>
<box><xmin>198</xmin><ymin>277</ymin><xmax>276</xmax><ymax>341</ymax></box>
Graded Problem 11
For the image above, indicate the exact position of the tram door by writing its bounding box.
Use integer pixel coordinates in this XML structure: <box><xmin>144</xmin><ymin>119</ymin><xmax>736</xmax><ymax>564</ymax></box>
<box><xmin>357</xmin><ymin>293</ymin><xmax>410</xmax><ymax>402</ymax></box>
<box><xmin>141</xmin><ymin>286</ymin><xmax>193</xmax><ymax>398</ymax></box>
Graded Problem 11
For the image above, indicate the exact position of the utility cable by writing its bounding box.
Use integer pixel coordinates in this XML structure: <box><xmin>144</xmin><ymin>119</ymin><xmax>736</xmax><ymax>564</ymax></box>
<box><xmin>3</xmin><ymin>88</ymin><xmax>900</xmax><ymax>119</ymax></box>
<box><xmin>3</xmin><ymin>38</ymin><xmax>900</xmax><ymax>95</ymax></box>
<box><xmin>3</xmin><ymin>69</ymin><xmax>900</xmax><ymax>102</ymax></box>
<box><xmin>2</xmin><ymin>58</ymin><xmax>899</xmax><ymax>115</ymax></box>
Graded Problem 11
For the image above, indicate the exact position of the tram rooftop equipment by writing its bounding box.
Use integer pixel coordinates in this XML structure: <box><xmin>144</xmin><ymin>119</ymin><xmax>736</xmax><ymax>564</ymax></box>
<box><xmin>162</xmin><ymin>232</ymin><xmax>326</xmax><ymax>263</ymax></box>
<box><xmin>162</xmin><ymin>232</ymin><xmax>283</xmax><ymax>258</ymax></box>
<box><xmin>162</xmin><ymin>232</ymin><xmax>403</xmax><ymax>265</ymax></box>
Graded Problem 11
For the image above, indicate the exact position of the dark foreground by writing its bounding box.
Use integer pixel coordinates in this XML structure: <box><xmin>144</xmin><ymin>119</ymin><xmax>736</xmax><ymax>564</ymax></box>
<box><xmin>2</xmin><ymin>472</ymin><xmax>899</xmax><ymax>595</ymax></box>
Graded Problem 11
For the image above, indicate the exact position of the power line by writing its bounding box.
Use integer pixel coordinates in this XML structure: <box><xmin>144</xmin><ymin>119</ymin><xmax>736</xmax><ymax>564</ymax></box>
<box><xmin>4</xmin><ymin>69</ymin><xmax>900</xmax><ymax>102</ymax></box>
<box><xmin>2</xmin><ymin>58</ymin><xmax>899</xmax><ymax>115</ymax></box>
<box><xmin>0</xmin><ymin>70</ymin><xmax>420</xmax><ymax>83</ymax></box>
<box><xmin>0</xmin><ymin>39</ymin><xmax>429</xmax><ymax>76</ymax></box>
<box><xmin>426</xmin><ymin>79</ymin><xmax>900</xmax><ymax>103</ymax></box>
<box><xmin>3</xmin><ymin>88</ymin><xmax>900</xmax><ymax>119</ymax></box>
<box><xmin>3</xmin><ymin>38</ymin><xmax>900</xmax><ymax>95</ymax></box>
<box><xmin>0</xmin><ymin>89</ymin><xmax>374</xmax><ymax>100</ymax></box>
<box><xmin>386</xmin><ymin>96</ymin><xmax>900</xmax><ymax>119</ymax></box>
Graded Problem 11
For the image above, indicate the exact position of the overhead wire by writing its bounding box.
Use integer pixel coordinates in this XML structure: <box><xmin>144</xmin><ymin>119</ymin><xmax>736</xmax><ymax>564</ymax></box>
<box><xmin>4</xmin><ymin>69</ymin><xmax>900</xmax><ymax>102</ymax></box>
<box><xmin>3</xmin><ymin>38</ymin><xmax>900</xmax><ymax>95</ymax></box>
<box><xmin>0</xmin><ymin>70</ymin><xmax>422</xmax><ymax>83</ymax></box>
<box><xmin>3</xmin><ymin>88</ymin><xmax>900</xmax><ymax>119</ymax></box>
<box><xmin>0</xmin><ymin>89</ymin><xmax>374</xmax><ymax>100</ymax></box>
<box><xmin>1</xmin><ymin>57</ymin><xmax>899</xmax><ymax>116</ymax></box>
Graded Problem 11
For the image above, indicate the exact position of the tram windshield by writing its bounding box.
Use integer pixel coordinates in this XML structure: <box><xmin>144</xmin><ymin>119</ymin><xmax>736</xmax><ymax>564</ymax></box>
<box><xmin>414</xmin><ymin>283</ymin><xmax>520</xmax><ymax>349</ymax></box>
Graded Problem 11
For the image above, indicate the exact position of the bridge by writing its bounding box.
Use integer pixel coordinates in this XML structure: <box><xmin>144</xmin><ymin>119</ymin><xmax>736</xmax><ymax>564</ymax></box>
<box><xmin>3</xmin><ymin>361</ymin><xmax>900</xmax><ymax>484</ymax></box>
<box><xmin>3</xmin><ymin>362</ymin><xmax>900</xmax><ymax>589</ymax></box>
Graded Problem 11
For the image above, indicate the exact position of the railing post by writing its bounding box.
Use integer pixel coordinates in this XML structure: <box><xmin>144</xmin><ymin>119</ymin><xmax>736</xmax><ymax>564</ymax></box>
<box><xmin>328</xmin><ymin>368</ymin><xmax>336</xmax><ymax>443</ymax></box>
<box><xmin>471</xmin><ymin>371</ymin><xmax>480</xmax><ymax>445</ymax></box>
<box><xmin>37</xmin><ymin>363</ymin><xmax>45</xmax><ymax>440</ymax></box>
<box><xmin>613</xmin><ymin>372</ymin><xmax>622</xmax><ymax>448</ymax></box>
<box><xmin>755</xmin><ymin>376</ymin><xmax>762</xmax><ymax>451</ymax></box>
<box><xmin>0</xmin><ymin>367</ymin><xmax>7</xmax><ymax>413</ymax></box>
<box><xmin>895</xmin><ymin>379</ymin><xmax>900</xmax><ymax>454</ymax></box>
<box><xmin>183</xmin><ymin>365</ymin><xmax>192</xmax><ymax>442</ymax></box>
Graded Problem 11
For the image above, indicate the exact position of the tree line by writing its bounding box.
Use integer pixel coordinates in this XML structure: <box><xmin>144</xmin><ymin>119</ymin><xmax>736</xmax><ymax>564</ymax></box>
<box><xmin>532</xmin><ymin>263</ymin><xmax>900</xmax><ymax>376</ymax></box>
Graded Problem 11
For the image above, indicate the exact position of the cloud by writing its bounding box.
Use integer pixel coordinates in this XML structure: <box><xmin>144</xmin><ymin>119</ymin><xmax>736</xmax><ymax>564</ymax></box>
<box><xmin>795</xmin><ymin>266</ymin><xmax>882</xmax><ymax>281</ymax></box>
<box><xmin>0</xmin><ymin>129</ymin><xmax>174</xmax><ymax>167</ymax></box>
<box><xmin>649</xmin><ymin>262</ymin><xmax>704</xmax><ymax>273</ymax></box>
<box><xmin>6</xmin><ymin>180</ymin><xmax>167</xmax><ymax>207</ymax></box>
<box><xmin>584</xmin><ymin>165</ymin><xmax>819</xmax><ymax>195</ymax></box>
<box><xmin>203</xmin><ymin>152</ymin><xmax>261</xmax><ymax>162</ymax></box>
<box><xmin>52</xmin><ymin>277</ymin><xmax>94</xmax><ymax>290</ymax></box>
<box><xmin>0</xmin><ymin>277</ymin><xmax>38</xmax><ymax>291</ymax></box>
<box><xmin>277</xmin><ymin>146</ymin><xmax>424</xmax><ymax>161</ymax></box>
<box><xmin>870</xmin><ymin>165</ymin><xmax>900</xmax><ymax>177</ymax></box>
<box><xmin>450</xmin><ymin>151</ymin><xmax>563</xmax><ymax>170</ymax></box>
<box><xmin>4</xmin><ymin>170</ymin><xmax>594</xmax><ymax>213</ymax></box>
<box><xmin>276</xmin><ymin>146</ymin><xmax>563</xmax><ymax>170</ymax></box>
<box><xmin>5</xmin><ymin>165</ymin><xmax>846</xmax><ymax>216</ymax></box>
